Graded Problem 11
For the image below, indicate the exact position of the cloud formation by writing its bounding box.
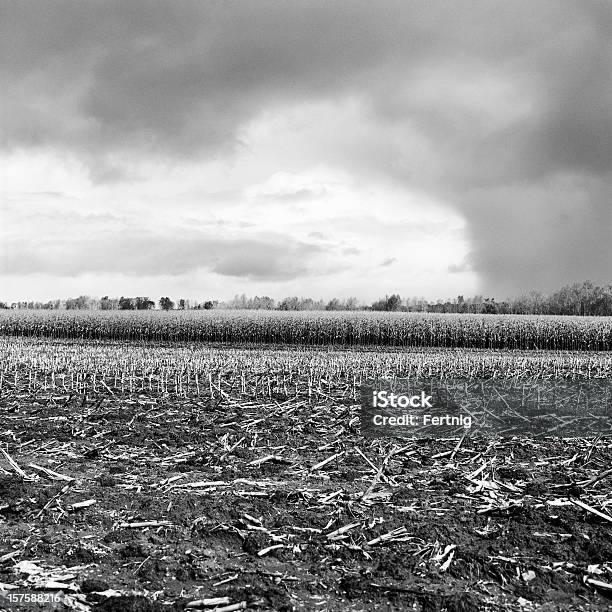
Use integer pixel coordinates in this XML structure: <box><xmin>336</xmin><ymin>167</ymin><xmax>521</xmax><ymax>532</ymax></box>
<box><xmin>0</xmin><ymin>202</ymin><xmax>328</xmax><ymax>281</ymax></box>
<box><xmin>1</xmin><ymin>1</ymin><xmax>611</xmax><ymax>295</ymax></box>
<box><xmin>380</xmin><ymin>258</ymin><xmax>397</xmax><ymax>267</ymax></box>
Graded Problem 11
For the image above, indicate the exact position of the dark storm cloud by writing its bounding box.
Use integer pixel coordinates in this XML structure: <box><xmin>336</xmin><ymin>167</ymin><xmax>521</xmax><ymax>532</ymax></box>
<box><xmin>2</xmin><ymin>0</ymin><xmax>611</xmax><ymax>293</ymax></box>
<box><xmin>459</xmin><ymin>178</ymin><xmax>612</xmax><ymax>297</ymax></box>
<box><xmin>1</xmin><ymin>0</ymin><xmax>557</xmax><ymax>161</ymax></box>
<box><xmin>1</xmin><ymin>0</ymin><xmax>393</xmax><ymax>157</ymax></box>
<box><xmin>0</xmin><ymin>229</ymin><xmax>326</xmax><ymax>281</ymax></box>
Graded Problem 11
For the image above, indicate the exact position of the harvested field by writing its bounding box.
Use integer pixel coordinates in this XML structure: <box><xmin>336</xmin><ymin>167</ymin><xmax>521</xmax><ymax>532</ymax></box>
<box><xmin>1</xmin><ymin>338</ymin><xmax>612</xmax><ymax>610</ymax></box>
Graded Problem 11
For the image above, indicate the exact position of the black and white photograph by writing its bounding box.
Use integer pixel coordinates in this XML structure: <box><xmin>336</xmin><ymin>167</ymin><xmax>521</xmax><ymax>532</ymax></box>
<box><xmin>1</xmin><ymin>1</ymin><xmax>612</xmax><ymax>610</ymax></box>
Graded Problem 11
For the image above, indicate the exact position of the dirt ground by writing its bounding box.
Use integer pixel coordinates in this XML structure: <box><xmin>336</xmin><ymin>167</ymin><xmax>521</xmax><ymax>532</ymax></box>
<box><xmin>1</xmin><ymin>364</ymin><xmax>612</xmax><ymax>610</ymax></box>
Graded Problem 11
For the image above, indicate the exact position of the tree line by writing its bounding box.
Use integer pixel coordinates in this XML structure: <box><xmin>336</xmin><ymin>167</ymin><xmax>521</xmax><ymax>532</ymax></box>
<box><xmin>0</xmin><ymin>296</ymin><xmax>212</xmax><ymax>311</ymax></box>
<box><xmin>2</xmin><ymin>281</ymin><xmax>611</xmax><ymax>316</ymax></box>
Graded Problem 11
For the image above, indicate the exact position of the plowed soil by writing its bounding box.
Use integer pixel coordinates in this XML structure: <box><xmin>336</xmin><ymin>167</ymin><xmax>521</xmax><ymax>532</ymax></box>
<box><xmin>1</xmin><ymin>345</ymin><xmax>611</xmax><ymax>611</ymax></box>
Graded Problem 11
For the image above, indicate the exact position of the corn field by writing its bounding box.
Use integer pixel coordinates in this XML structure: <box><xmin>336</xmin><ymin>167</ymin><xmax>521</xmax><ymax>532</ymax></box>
<box><xmin>1</xmin><ymin>310</ymin><xmax>611</xmax><ymax>350</ymax></box>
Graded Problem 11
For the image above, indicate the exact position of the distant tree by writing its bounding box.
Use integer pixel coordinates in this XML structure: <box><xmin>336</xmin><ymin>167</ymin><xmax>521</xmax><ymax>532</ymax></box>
<box><xmin>135</xmin><ymin>296</ymin><xmax>155</xmax><ymax>310</ymax></box>
<box><xmin>299</xmin><ymin>298</ymin><xmax>315</xmax><ymax>310</ymax></box>
<box><xmin>481</xmin><ymin>298</ymin><xmax>498</xmax><ymax>314</ymax></box>
<box><xmin>546</xmin><ymin>280</ymin><xmax>612</xmax><ymax>316</ymax></box>
<box><xmin>326</xmin><ymin>297</ymin><xmax>361</xmax><ymax>310</ymax></box>
<box><xmin>252</xmin><ymin>296</ymin><xmax>275</xmax><ymax>309</ymax></box>
<box><xmin>591</xmin><ymin>284</ymin><xmax>612</xmax><ymax>315</ymax></box>
<box><xmin>277</xmin><ymin>296</ymin><xmax>325</xmax><ymax>310</ymax></box>
<box><xmin>230</xmin><ymin>294</ymin><xmax>248</xmax><ymax>309</ymax></box>
<box><xmin>221</xmin><ymin>294</ymin><xmax>275</xmax><ymax>309</ymax></box>
<box><xmin>387</xmin><ymin>294</ymin><xmax>402</xmax><ymax>311</ymax></box>
<box><xmin>278</xmin><ymin>296</ymin><xmax>300</xmax><ymax>311</ymax></box>
<box><xmin>66</xmin><ymin>295</ymin><xmax>96</xmax><ymax>310</ymax></box>
<box><xmin>100</xmin><ymin>296</ymin><xmax>119</xmax><ymax>310</ymax></box>
<box><xmin>496</xmin><ymin>301</ymin><xmax>511</xmax><ymax>314</ymax></box>
<box><xmin>7</xmin><ymin>281</ymin><xmax>612</xmax><ymax>316</ymax></box>
<box><xmin>178</xmin><ymin>298</ymin><xmax>187</xmax><ymax>310</ymax></box>
<box><xmin>372</xmin><ymin>294</ymin><xmax>402</xmax><ymax>311</ymax></box>
<box><xmin>118</xmin><ymin>296</ymin><xmax>135</xmax><ymax>310</ymax></box>
<box><xmin>454</xmin><ymin>295</ymin><xmax>467</xmax><ymax>313</ymax></box>
<box><xmin>344</xmin><ymin>297</ymin><xmax>360</xmax><ymax>311</ymax></box>
<box><xmin>159</xmin><ymin>297</ymin><xmax>174</xmax><ymax>311</ymax></box>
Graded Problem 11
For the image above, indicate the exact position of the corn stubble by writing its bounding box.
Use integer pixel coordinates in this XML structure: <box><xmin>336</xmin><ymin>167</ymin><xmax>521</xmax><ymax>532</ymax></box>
<box><xmin>1</xmin><ymin>337</ymin><xmax>610</xmax><ymax>399</ymax></box>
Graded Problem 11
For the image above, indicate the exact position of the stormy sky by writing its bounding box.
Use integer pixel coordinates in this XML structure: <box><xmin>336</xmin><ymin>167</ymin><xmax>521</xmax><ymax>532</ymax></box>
<box><xmin>1</xmin><ymin>0</ymin><xmax>611</xmax><ymax>303</ymax></box>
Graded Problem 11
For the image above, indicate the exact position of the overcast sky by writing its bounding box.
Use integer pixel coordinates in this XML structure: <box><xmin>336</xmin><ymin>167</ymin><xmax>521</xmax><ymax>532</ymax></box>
<box><xmin>1</xmin><ymin>1</ymin><xmax>611</xmax><ymax>303</ymax></box>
